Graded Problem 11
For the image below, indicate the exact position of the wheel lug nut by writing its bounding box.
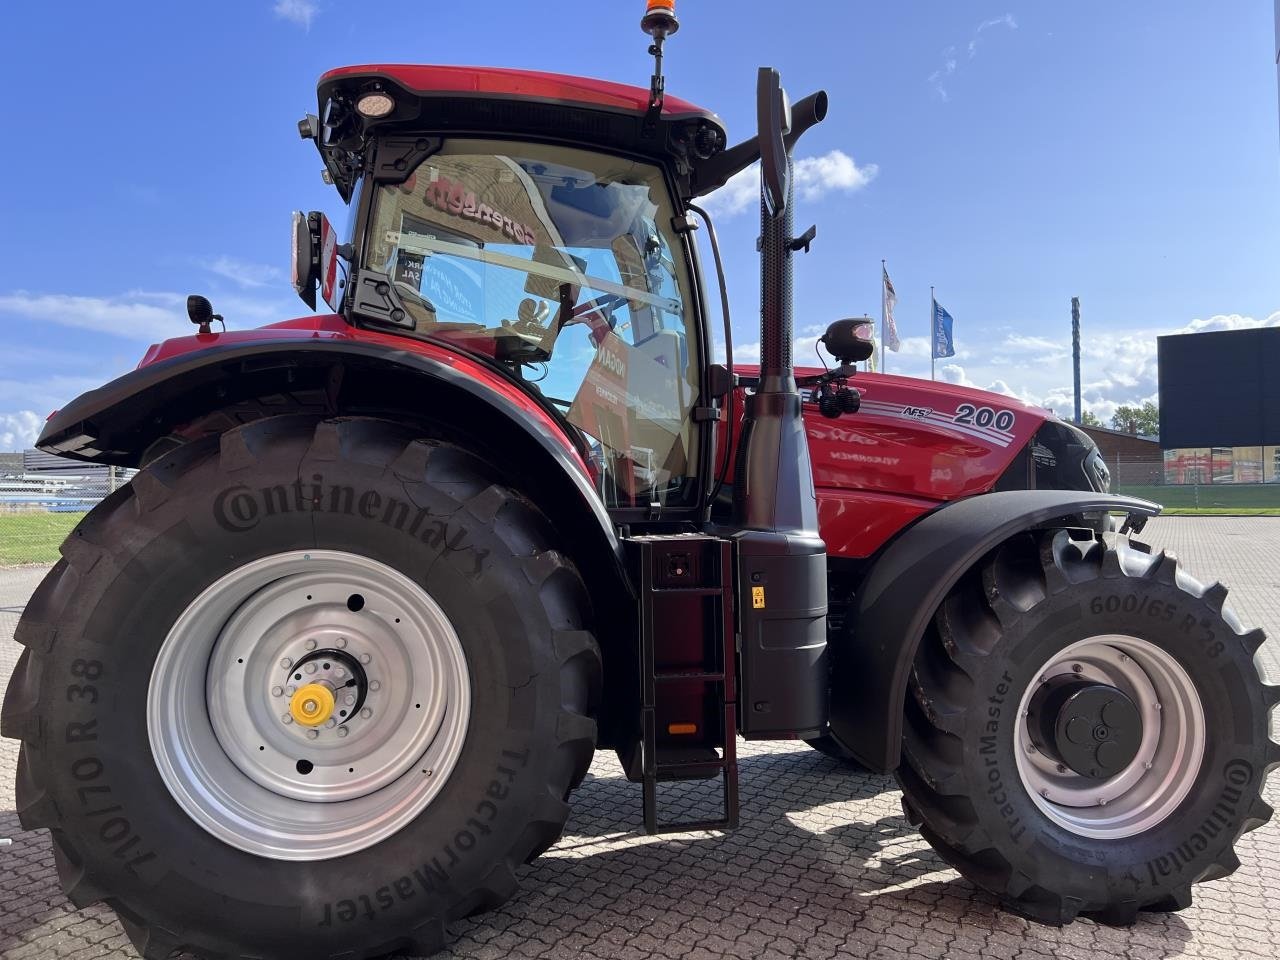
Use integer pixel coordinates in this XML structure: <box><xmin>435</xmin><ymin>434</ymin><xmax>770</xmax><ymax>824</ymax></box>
<box><xmin>326</xmin><ymin>718</ymin><xmax>337</xmax><ymax>728</ymax></box>
<box><xmin>369</xmin><ymin>680</ymin><xmax>381</xmax><ymax>691</ymax></box>
<box><xmin>336</xmin><ymin>637</ymin><xmax>348</xmax><ymax>648</ymax></box>
<box><xmin>334</xmin><ymin>667</ymin><xmax>346</xmax><ymax>679</ymax></box>
<box><xmin>305</xmin><ymin>639</ymin><xmax>317</xmax><ymax>651</ymax></box>
<box><xmin>271</xmin><ymin>686</ymin><xmax>284</xmax><ymax>698</ymax></box>
<box><xmin>1119</xmin><ymin>654</ymin><xmax>1130</xmax><ymax>663</ymax></box>
<box><xmin>1153</xmin><ymin>702</ymin><xmax>1162</xmax><ymax>711</ymax></box>
<box><xmin>280</xmin><ymin>658</ymin><xmax>292</xmax><ymax>669</ymax></box>
<box><xmin>306</xmin><ymin>729</ymin><xmax>319</xmax><ymax>740</ymax></box>
<box><xmin>360</xmin><ymin>708</ymin><xmax>372</xmax><ymax>719</ymax></box>
<box><xmin>282</xmin><ymin>714</ymin><xmax>293</xmax><ymax>724</ymax></box>
<box><xmin>345</xmin><ymin>694</ymin><xmax>356</xmax><ymax>706</ymax></box>
<box><xmin>1071</xmin><ymin>663</ymin><xmax>1083</xmax><ymax>674</ymax></box>
<box><xmin>305</xmin><ymin>663</ymin><xmax>318</xmax><ymax>675</ymax></box>
<box><xmin>360</xmin><ymin>653</ymin><xmax>372</xmax><ymax>664</ymax></box>
<box><xmin>1098</xmin><ymin>798</ymin><xmax>1108</xmax><ymax>806</ymax></box>
<box><xmin>285</xmin><ymin>685</ymin><xmax>296</xmax><ymax>696</ymax></box>
<box><xmin>337</xmin><ymin>727</ymin><xmax>349</xmax><ymax>738</ymax></box>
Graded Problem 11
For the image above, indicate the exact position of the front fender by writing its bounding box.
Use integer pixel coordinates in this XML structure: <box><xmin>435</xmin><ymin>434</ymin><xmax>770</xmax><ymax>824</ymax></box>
<box><xmin>827</xmin><ymin>489</ymin><xmax>1160</xmax><ymax>772</ymax></box>
<box><xmin>38</xmin><ymin>337</ymin><xmax>621</xmax><ymax>563</ymax></box>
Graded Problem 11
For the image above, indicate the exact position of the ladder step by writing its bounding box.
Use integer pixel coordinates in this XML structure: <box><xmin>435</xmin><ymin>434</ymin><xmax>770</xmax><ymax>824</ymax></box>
<box><xmin>627</xmin><ymin>534</ymin><xmax>739</xmax><ymax>836</ymax></box>
<box><xmin>655</xmin><ymin>670</ymin><xmax>725</xmax><ymax>682</ymax></box>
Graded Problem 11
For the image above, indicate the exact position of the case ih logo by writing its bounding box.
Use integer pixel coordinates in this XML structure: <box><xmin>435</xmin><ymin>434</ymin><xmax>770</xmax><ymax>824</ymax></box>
<box><xmin>423</xmin><ymin>175</ymin><xmax>537</xmax><ymax>245</ymax></box>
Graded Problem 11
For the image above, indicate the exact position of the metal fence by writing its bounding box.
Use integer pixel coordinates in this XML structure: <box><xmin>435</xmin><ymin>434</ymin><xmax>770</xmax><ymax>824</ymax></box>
<box><xmin>0</xmin><ymin>469</ymin><xmax>127</xmax><ymax>566</ymax></box>
<box><xmin>1107</xmin><ymin>453</ymin><xmax>1280</xmax><ymax>512</ymax></box>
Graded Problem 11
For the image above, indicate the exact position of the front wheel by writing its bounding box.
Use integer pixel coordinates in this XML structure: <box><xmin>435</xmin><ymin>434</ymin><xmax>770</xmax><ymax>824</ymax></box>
<box><xmin>898</xmin><ymin>529</ymin><xmax>1279</xmax><ymax>924</ymax></box>
<box><xmin>1</xmin><ymin>417</ymin><xmax>601</xmax><ymax>960</ymax></box>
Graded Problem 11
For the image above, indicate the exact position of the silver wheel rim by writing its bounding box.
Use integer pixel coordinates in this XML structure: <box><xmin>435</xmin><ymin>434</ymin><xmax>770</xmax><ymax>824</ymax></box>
<box><xmin>148</xmin><ymin>550</ymin><xmax>471</xmax><ymax>860</ymax></box>
<box><xmin>1014</xmin><ymin>635</ymin><xmax>1204</xmax><ymax>839</ymax></box>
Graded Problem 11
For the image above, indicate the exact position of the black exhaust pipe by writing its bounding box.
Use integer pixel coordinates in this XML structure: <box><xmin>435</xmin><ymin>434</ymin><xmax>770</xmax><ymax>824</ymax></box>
<box><xmin>732</xmin><ymin>69</ymin><xmax>829</xmax><ymax>740</ymax></box>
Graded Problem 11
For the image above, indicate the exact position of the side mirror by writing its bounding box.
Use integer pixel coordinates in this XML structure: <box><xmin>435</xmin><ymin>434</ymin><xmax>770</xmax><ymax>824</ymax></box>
<box><xmin>820</xmin><ymin>318</ymin><xmax>875</xmax><ymax>364</ymax></box>
<box><xmin>756</xmin><ymin>67</ymin><xmax>791</xmax><ymax>218</ymax></box>
<box><xmin>291</xmin><ymin>211</ymin><xmax>319</xmax><ymax>310</ymax></box>
<box><xmin>291</xmin><ymin>210</ymin><xmax>343</xmax><ymax>312</ymax></box>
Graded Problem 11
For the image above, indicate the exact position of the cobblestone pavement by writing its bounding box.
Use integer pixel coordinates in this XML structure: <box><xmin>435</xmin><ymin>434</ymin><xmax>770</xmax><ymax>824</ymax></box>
<box><xmin>2</xmin><ymin>517</ymin><xmax>1278</xmax><ymax>960</ymax></box>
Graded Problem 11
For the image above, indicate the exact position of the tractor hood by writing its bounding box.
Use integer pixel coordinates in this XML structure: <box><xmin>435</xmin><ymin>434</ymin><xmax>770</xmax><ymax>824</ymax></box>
<box><xmin>728</xmin><ymin>365</ymin><xmax>1109</xmax><ymax>559</ymax></box>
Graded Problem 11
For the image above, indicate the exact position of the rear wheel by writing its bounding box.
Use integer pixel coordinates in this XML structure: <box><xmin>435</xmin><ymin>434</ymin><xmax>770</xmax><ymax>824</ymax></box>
<box><xmin>1</xmin><ymin>416</ymin><xmax>601</xmax><ymax>959</ymax></box>
<box><xmin>898</xmin><ymin>529</ymin><xmax>1279</xmax><ymax>923</ymax></box>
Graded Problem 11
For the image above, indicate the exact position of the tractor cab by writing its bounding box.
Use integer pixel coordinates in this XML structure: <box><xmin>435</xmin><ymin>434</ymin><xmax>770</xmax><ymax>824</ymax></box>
<box><xmin>297</xmin><ymin>64</ymin><xmax>731</xmax><ymax>512</ymax></box>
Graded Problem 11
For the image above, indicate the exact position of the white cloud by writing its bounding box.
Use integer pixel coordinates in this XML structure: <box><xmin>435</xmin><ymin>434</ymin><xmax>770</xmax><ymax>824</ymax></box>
<box><xmin>881</xmin><ymin>309</ymin><xmax>1280</xmax><ymax>424</ymax></box>
<box><xmin>0</xmin><ymin>411</ymin><xmax>42</xmax><ymax>452</ymax></box>
<box><xmin>0</xmin><ymin>289</ymin><xmax>297</xmax><ymax>342</ymax></box>
<box><xmin>702</xmin><ymin>150</ymin><xmax>878</xmax><ymax>218</ymax></box>
<box><xmin>201</xmin><ymin>255</ymin><xmax>283</xmax><ymax>289</ymax></box>
<box><xmin>273</xmin><ymin>0</ymin><xmax>318</xmax><ymax>29</ymax></box>
<box><xmin>0</xmin><ymin>291</ymin><xmax>181</xmax><ymax>341</ymax></box>
<box><xmin>932</xmin><ymin>14</ymin><xmax>1017</xmax><ymax>100</ymax></box>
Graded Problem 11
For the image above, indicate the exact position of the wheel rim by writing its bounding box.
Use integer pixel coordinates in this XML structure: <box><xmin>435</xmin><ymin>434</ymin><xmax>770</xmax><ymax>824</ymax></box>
<box><xmin>1014</xmin><ymin>635</ymin><xmax>1205</xmax><ymax>839</ymax></box>
<box><xmin>148</xmin><ymin>551</ymin><xmax>471</xmax><ymax>861</ymax></box>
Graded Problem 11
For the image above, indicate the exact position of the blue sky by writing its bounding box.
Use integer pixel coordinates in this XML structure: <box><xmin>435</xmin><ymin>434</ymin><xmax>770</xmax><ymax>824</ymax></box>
<box><xmin>1</xmin><ymin>1</ymin><xmax>1277</xmax><ymax>449</ymax></box>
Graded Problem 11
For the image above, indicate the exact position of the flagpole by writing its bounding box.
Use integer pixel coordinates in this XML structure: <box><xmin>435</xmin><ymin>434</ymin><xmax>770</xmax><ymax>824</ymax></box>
<box><xmin>930</xmin><ymin>285</ymin><xmax>936</xmax><ymax>381</ymax></box>
<box><xmin>880</xmin><ymin>259</ymin><xmax>886</xmax><ymax>374</ymax></box>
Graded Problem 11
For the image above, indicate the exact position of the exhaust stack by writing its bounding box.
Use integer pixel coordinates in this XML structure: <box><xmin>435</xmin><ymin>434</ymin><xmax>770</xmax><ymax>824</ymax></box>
<box><xmin>732</xmin><ymin>68</ymin><xmax>830</xmax><ymax>740</ymax></box>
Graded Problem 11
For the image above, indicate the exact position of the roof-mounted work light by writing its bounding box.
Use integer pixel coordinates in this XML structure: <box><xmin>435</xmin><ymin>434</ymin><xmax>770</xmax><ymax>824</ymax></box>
<box><xmin>355</xmin><ymin>91</ymin><xmax>396</xmax><ymax>119</ymax></box>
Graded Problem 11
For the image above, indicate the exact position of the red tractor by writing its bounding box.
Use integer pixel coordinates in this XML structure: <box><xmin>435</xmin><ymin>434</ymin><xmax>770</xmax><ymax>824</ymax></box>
<box><xmin>6</xmin><ymin>6</ymin><xmax>1276</xmax><ymax>959</ymax></box>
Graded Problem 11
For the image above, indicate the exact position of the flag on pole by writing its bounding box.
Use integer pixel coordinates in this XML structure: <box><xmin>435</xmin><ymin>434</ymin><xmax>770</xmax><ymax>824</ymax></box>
<box><xmin>932</xmin><ymin>299</ymin><xmax>956</xmax><ymax>360</ymax></box>
<box><xmin>881</xmin><ymin>265</ymin><xmax>901</xmax><ymax>352</ymax></box>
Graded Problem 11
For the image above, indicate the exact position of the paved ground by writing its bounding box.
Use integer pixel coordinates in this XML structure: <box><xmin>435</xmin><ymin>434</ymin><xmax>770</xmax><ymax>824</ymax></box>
<box><xmin>2</xmin><ymin>517</ymin><xmax>1279</xmax><ymax>960</ymax></box>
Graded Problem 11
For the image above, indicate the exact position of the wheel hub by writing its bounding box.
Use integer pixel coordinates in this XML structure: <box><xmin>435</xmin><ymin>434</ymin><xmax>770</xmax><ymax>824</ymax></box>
<box><xmin>1014</xmin><ymin>634</ymin><xmax>1205</xmax><ymax>839</ymax></box>
<box><xmin>289</xmin><ymin>682</ymin><xmax>335</xmax><ymax>726</ymax></box>
<box><xmin>149</xmin><ymin>551</ymin><xmax>471</xmax><ymax>860</ymax></box>
<box><xmin>1027</xmin><ymin>678</ymin><xmax>1142</xmax><ymax>780</ymax></box>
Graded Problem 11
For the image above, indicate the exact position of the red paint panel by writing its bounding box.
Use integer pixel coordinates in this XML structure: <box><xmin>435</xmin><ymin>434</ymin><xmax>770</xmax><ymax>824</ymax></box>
<box><xmin>816</xmin><ymin>490</ymin><xmax>935</xmax><ymax>559</ymax></box>
<box><xmin>728</xmin><ymin>366</ymin><xmax>1050</xmax><ymax>559</ymax></box>
<box><xmin>320</xmin><ymin>64</ymin><xmax>712</xmax><ymax>119</ymax></box>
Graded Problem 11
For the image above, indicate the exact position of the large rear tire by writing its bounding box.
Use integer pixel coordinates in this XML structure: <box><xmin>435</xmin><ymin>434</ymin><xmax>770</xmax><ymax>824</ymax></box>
<box><xmin>898</xmin><ymin>529</ymin><xmax>1279</xmax><ymax>924</ymax></box>
<box><xmin>1</xmin><ymin>416</ymin><xmax>601</xmax><ymax>960</ymax></box>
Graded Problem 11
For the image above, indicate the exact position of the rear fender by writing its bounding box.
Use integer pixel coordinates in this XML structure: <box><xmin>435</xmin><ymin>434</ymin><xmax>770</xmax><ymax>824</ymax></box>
<box><xmin>827</xmin><ymin>489</ymin><xmax>1160</xmax><ymax>772</ymax></box>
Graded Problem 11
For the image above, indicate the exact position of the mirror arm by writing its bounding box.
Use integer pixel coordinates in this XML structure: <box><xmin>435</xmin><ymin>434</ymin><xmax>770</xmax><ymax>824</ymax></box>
<box><xmin>689</xmin><ymin>90</ymin><xmax>828</xmax><ymax>198</ymax></box>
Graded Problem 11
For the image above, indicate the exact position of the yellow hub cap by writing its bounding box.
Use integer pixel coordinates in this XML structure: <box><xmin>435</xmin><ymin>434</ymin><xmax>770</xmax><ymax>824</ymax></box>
<box><xmin>290</xmin><ymin>683</ymin><xmax>335</xmax><ymax>726</ymax></box>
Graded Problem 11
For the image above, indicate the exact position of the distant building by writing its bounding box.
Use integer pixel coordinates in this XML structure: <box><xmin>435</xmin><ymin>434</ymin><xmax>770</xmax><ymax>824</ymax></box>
<box><xmin>1157</xmin><ymin>326</ymin><xmax>1280</xmax><ymax>484</ymax></box>
<box><xmin>1077</xmin><ymin>424</ymin><xmax>1162</xmax><ymax>487</ymax></box>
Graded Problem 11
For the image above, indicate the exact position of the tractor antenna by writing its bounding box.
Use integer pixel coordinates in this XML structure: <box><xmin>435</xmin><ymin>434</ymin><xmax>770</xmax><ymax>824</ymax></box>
<box><xmin>640</xmin><ymin>0</ymin><xmax>679</xmax><ymax>136</ymax></box>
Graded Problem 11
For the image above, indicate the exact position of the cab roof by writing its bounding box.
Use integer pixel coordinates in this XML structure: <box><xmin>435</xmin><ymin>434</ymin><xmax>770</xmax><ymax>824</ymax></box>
<box><xmin>319</xmin><ymin>64</ymin><xmax>717</xmax><ymax>121</ymax></box>
<box><xmin>311</xmin><ymin>64</ymin><xmax>728</xmax><ymax>202</ymax></box>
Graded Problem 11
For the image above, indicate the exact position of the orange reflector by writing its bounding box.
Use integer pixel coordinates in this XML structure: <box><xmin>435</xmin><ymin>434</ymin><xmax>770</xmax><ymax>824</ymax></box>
<box><xmin>667</xmin><ymin>722</ymin><xmax>698</xmax><ymax>735</ymax></box>
<box><xmin>647</xmin><ymin>0</ymin><xmax>674</xmax><ymax>10</ymax></box>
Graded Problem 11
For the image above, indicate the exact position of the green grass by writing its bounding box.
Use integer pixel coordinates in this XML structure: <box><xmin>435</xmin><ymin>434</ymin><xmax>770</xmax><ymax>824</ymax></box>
<box><xmin>0</xmin><ymin>512</ymin><xmax>85</xmax><ymax>565</ymax></box>
<box><xmin>1113</xmin><ymin>484</ymin><xmax>1280</xmax><ymax>515</ymax></box>
<box><xmin>1158</xmin><ymin>507</ymin><xmax>1280</xmax><ymax>516</ymax></box>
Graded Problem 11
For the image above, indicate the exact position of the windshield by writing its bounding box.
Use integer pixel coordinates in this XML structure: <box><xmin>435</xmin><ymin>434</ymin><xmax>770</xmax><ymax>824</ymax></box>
<box><xmin>364</xmin><ymin>138</ymin><xmax>700</xmax><ymax>510</ymax></box>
